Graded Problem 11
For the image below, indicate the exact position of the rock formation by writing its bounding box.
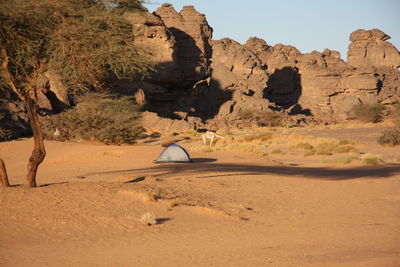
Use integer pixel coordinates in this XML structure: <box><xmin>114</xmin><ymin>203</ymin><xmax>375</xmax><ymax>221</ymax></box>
<box><xmin>348</xmin><ymin>29</ymin><xmax>400</xmax><ymax>69</ymax></box>
<box><xmin>244</xmin><ymin>30</ymin><xmax>400</xmax><ymax>121</ymax></box>
<box><xmin>153</xmin><ymin>4</ymin><xmax>213</xmax><ymax>85</ymax></box>
<box><xmin>125</xmin><ymin>9</ymin><xmax>181</xmax><ymax>86</ymax></box>
<box><xmin>127</xmin><ymin>5</ymin><xmax>400</xmax><ymax>129</ymax></box>
<box><xmin>2</xmin><ymin>3</ymin><xmax>400</xmax><ymax>136</ymax></box>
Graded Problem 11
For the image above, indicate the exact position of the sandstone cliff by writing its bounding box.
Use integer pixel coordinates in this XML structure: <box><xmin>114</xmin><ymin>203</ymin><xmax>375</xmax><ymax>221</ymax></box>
<box><xmin>2</xmin><ymin>3</ymin><xmax>400</xmax><ymax>136</ymax></box>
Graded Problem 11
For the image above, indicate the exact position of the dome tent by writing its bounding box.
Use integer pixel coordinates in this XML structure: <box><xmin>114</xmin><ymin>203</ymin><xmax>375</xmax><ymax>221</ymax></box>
<box><xmin>155</xmin><ymin>144</ymin><xmax>192</xmax><ymax>163</ymax></box>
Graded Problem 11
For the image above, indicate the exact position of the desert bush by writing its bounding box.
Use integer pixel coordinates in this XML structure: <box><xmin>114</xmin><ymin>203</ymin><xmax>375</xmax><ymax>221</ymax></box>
<box><xmin>295</xmin><ymin>142</ymin><xmax>314</xmax><ymax>150</ymax></box>
<box><xmin>332</xmin><ymin>145</ymin><xmax>359</xmax><ymax>154</ymax></box>
<box><xmin>235</xmin><ymin>133</ymin><xmax>273</xmax><ymax>143</ymax></box>
<box><xmin>239</xmin><ymin>109</ymin><xmax>283</xmax><ymax>127</ymax></box>
<box><xmin>351</xmin><ymin>103</ymin><xmax>384</xmax><ymax>123</ymax></box>
<box><xmin>271</xmin><ymin>149</ymin><xmax>284</xmax><ymax>154</ymax></box>
<box><xmin>41</xmin><ymin>93</ymin><xmax>144</xmax><ymax>144</ymax></box>
<box><xmin>377</xmin><ymin>127</ymin><xmax>400</xmax><ymax>146</ymax></box>
<box><xmin>303</xmin><ymin>150</ymin><xmax>315</xmax><ymax>156</ymax></box>
<box><xmin>324</xmin><ymin>155</ymin><xmax>359</xmax><ymax>164</ymax></box>
<box><xmin>338</xmin><ymin>140</ymin><xmax>355</xmax><ymax>145</ymax></box>
<box><xmin>314</xmin><ymin>142</ymin><xmax>335</xmax><ymax>155</ymax></box>
<box><xmin>361</xmin><ymin>154</ymin><xmax>383</xmax><ymax>166</ymax></box>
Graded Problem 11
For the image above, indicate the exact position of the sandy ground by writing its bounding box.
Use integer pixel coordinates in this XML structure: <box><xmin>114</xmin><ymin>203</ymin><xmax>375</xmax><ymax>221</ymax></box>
<box><xmin>1</xmin><ymin>127</ymin><xmax>400</xmax><ymax>266</ymax></box>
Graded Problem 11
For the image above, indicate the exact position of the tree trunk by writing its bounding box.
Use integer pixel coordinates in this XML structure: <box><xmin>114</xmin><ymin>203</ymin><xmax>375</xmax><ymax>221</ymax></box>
<box><xmin>26</xmin><ymin>97</ymin><xmax>46</xmax><ymax>187</ymax></box>
<box><xmin>0</xmin><ymin>159</ymin><xmax>10</xmax><ymax>187</ymax></box>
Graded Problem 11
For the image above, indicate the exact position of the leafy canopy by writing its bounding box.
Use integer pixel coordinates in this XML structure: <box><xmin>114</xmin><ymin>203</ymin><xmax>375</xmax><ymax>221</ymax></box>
<box><xmin>0</xmin><ymin>0</ymin><xmax>152</xmax><ymax>96</ymax></box>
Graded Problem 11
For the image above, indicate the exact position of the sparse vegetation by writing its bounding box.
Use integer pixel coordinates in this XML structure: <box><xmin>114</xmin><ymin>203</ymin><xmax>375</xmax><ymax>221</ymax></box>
<box><xmin>324</xmin><ymin>155</ymin><xmax>360</xmax><ymax>164</ymax></box>
<box><xmin>295</xmin><ymin>142</ymin><xmax>314</xmax><ymax>150</ymax></box>
<box><xmin>361</xmin><ymin>154</ymin><xmax>383</xmax><ymax>166</ymax></box>
<box><xmin>377</xmin><ymin>127</ymin><xmax>400</xmax><ymax>146</ymax></box>
<box><xmin>377</xmin><ymin>104</ymin><xmax>400</xmax><ymax>146</ymax></box>
<box><xmin>0</xmin><ymin>0</ymin><xmax>152</xmax><ymax>186</ymax></box>
<box><xmin>239</xmin><ymin>109</ymin><xmax>283</xmax><ymax>127</ymax></box>
<box><xmin>271</xmin><ymin>149</ymin><xmax>284</xmax><ymax>154</ymax></box>
<box><xmin>352</xmin><ymin>103</ymin><xmax>384</xmax><ymax>123</ymax></box>
<box><xmin>41</xmin><ymin>93</ymin><xmax>144</xmax><ymax>145</ymax></box>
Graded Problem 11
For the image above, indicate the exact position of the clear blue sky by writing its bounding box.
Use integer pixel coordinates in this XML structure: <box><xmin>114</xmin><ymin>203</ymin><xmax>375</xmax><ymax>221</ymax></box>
<box><xmin>144</xmin><ymin>0</ymin><xmax>400</xmax><ymax>61</ymax></box>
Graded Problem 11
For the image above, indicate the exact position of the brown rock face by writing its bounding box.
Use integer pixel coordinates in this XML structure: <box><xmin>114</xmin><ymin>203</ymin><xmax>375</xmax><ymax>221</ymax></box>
<box><xmin>141</xmin><ymin>111</ymin><xmax>192</xmax><ymax>133</ymax></box>
<box><xmin>125</xmin><ymin>10</ymin><xmax>182</xmax><ymax>85</ymax></box>
<box><xmin>244</xmin><ymin>30</ymin><xmax>400</xmax><ymax>121</ymax></box>
<box><xmin>212</xmin><ymin>38</ymin><xmax>268</xmax><ymax>96</ymax></box>
<box><xmin>154</xmin><ymin>5</ymin><xmax>213</xmax><ymax>84</ymax></box>
<box><xmin>210</xmin><ymin>38</ymin><xmax>270</xmax><ymax>120</ymax></box>
<box><xmin>348</xmin><ymin>29</ymin><xmax>400</xmax><ymax>69</ymax></box>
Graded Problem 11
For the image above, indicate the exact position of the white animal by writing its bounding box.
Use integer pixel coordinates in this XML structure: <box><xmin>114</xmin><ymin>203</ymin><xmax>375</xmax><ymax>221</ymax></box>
<box><xmin>201</xmin><ymin>131</ymin><xmax>225</xmax><ymax>147</ymax></box>
<box><xmin>53</xmin><ymin>128</ymin><xmax>60</xmax><ymax>137</ymax></box>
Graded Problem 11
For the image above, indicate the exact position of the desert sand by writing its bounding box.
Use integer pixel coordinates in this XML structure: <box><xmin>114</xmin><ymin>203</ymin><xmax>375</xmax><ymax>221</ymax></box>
<box><xmin>1</xmin><ymin>127</ymin><xmax>400</xmax><ymax>267</ymax></box>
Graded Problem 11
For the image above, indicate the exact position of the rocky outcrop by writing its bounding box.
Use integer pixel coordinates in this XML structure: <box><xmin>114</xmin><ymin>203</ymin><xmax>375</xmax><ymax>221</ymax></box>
<box><xmin>154</xmin><ymin>4</ymin><xmax>213</xmax><ymax>84</ymax></box>
<box><xmin>141</xmin><ymin>111</ymin><xmax>192</xmax><ymax>133</ymax></box>
<box><xmin>348</xmin><ymin>29</ymin><xmax>400</xmax><ymax>69</ymax></box>
<box><xmin>210</xmin><ymin>38</ymin><xmax>270</xmax><ymax>121</ymax></box>
<box><xmin>125</xmin><ymin>10</ymin><xmax>181</xmax><ymax>86</ymax></box>
<box><xmin>244</xmin><ymin>30</ymin><xmax>400</xmax><ymax>121</ymax></box>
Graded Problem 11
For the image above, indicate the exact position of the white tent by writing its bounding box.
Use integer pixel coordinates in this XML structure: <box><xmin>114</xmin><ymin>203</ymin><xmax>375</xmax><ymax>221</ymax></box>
<box><xmin>155</xmin><ymin>144</ymin><xmax>192</xmax><ymax>163</ymax></box>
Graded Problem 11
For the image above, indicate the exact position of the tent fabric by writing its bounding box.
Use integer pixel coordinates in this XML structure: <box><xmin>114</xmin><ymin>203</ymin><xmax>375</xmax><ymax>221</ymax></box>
<box><xmin>155</xmin><ymin>144</ymin><xmax>192</xmax><ymax>163</ymax></box>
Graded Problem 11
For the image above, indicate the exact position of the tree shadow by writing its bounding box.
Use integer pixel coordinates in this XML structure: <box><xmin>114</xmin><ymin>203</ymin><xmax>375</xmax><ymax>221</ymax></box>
<box><xmin>264</xmin><ymin>66</ymin><xmax>302</xmax><ymax>109</ymax></box>
<box><xmin>167</xmin><ymin>27</ymin><xmax>212</xmax><ymax>84</ymax></box>
<box><xmin>85</xmin><ymin>162</ymin><xmax>400</xmax><ymax>181</ymax></box>
<box><xmin>191</xmin><ymin>158</ymin><xmax>217</xmax><ymax>163</ymax></box>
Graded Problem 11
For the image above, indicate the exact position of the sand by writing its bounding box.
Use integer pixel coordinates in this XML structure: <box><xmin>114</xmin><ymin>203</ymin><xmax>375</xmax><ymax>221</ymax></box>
<box><xmin>1</xmin><ymin>128</ymin><xmax>399</xmax><ymax>266</ymax></box>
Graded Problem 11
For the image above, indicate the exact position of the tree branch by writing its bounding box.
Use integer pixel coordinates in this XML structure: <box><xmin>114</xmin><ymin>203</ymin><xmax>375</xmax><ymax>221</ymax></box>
<box><xmin>1</xmin><ymin>49</ymin><xmax>25</xmax><ymax>101</ymax></box>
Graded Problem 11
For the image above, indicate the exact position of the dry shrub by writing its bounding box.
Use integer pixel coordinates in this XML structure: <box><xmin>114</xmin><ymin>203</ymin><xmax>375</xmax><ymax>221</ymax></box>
<box><xmin>352</xmin><ymin>103</ymin><xmax>384</xmax><ymax>123</ymax></box>
<box><xmin>377</xmin><ymin>127</ymin><xmax>400</xmax><ymax>146</ymax></box>
<box><xmin>332</xmin><ymin>145</ymin><xmax>359</xmax><ymax>154</ymax></box>
<box><xmin>338</xmin><ymin>140</ymin><xmax>355</xmax><ymax>145</ymax></box>
<box><xmin>295</xmin><ymin>142</ymin><xmax>314</xmax><ymax>150</ymax></box>
<box><xmin>239</xmin><ymin>109</ymin><xmax>283</xmax><ymax>127</ymax></box>
<box><xmin>324</xmin><ymin>155</ymin><xmax>360</xmax><ymax>164</ymax></box>
<box><xmin>41</xmin><ymin>93</ymin><xmax>143</xmax><ymax>144</ymax></box>
<box><xmin>361</xmin><ymin>154</ymin><xmax>383</xmax><ymax>166</ymax></box>
<box><xmin>303</xmin><ymin>150</ymin><xmax>315</xmax><ymax>156</ymax></box>
<box><xmin>271</xmin><ymin>149</ymin><xmax>284</xmax><ymax>154</ymax></box>
<box><xmin>235</xmin><ymin>133</ymin><xmax>273</xmax><ymax>143</ymax></box>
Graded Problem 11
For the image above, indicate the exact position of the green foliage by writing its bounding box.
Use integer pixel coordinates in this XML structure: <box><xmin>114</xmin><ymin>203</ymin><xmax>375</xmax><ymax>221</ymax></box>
<box><xmin>0</xmin><ymin>0</ymin><xmax>152</xmax><ymax>96</ymax></box>
<box><xmin>41</xmin><ymin>93</ymin><xmax>144</xmax><ymax>144</ymax></box>
<box><xmin>377</xmin><ymin>127</ymin><xmax>400</xmax><ymax>146</ymax></box>
<box><xmin>351</xmin><ymin>103</ymin><xmax>384</xmax><ymax>123</ymax></box>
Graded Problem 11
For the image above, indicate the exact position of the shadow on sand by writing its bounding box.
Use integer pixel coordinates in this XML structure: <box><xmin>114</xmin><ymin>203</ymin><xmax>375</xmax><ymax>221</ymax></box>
<box><xmin>83</xmin><ymin>161</ymin><xmax>400</xmax><ymax>181</ymax></box>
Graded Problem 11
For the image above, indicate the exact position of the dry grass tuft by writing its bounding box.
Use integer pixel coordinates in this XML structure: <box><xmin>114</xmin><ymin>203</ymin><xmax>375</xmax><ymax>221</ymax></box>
<box><xmin>271</xmin><ymin>149</ymin><xmax>284</xmax><ymax>154</ymax></box>
<box><xmin>361</xmin><ymin>154</ymin><xmax>384</xmax><ymax>166</ymax></box>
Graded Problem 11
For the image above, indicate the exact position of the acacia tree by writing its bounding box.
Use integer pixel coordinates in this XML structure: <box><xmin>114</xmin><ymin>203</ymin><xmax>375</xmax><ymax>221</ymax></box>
<box><xmin>0</xmin><ymin>0</ymin><xmax>152</xmax><ymax>187</ymax></box>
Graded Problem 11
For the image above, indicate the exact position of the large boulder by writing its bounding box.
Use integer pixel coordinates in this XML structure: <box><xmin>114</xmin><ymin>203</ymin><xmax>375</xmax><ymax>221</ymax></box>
<box><xmin>211</xmin><ymin>38</ymin><xmax>268</xmax><ymax>97</ymax></box>
<box><xmin>141</xmin><ymin>111</ymin><xmax>192</xmax><ymax>133</ymax></box>
<box><xmin>348</xmin><ymin>29</ymin><xmax>400</xmax><ymax>69</ymax></box>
